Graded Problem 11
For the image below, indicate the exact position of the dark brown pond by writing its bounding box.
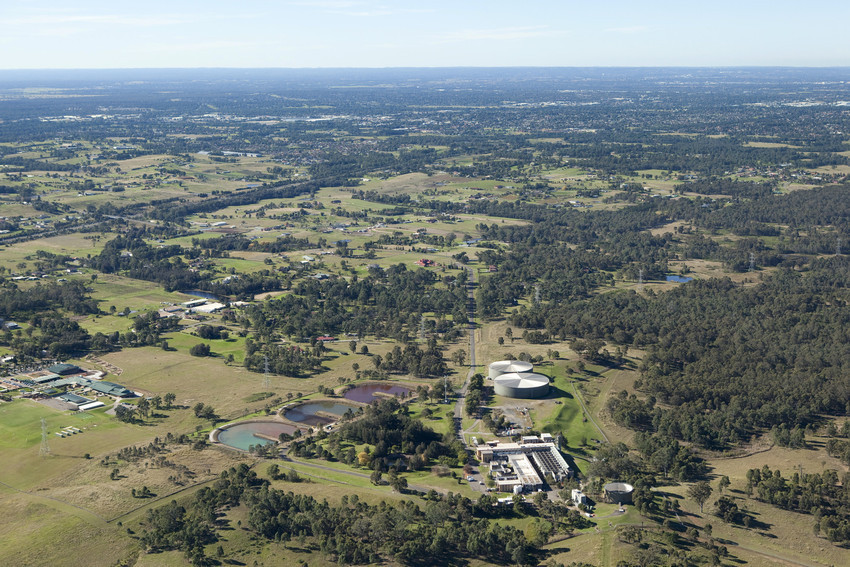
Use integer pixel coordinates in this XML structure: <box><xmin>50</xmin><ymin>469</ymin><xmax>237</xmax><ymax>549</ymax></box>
<box><xmin>344</xmin><ymin>383</ymin><xmax>412</xmax><ymax>404</ymax></box>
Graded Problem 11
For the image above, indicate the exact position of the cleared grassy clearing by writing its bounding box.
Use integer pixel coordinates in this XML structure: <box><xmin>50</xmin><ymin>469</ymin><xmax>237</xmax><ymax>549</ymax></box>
<box><xmin>709</xmin><ymin>441</ymin><xmax>847</xmax><ymax>485</ymax></box>
<box><xmin>0</xmin><ymin>399</ymin><xmax>181</xmax><ymax>491</ymax></box>
<box><xmin>667</xmin><ymin>258</ymin><xmax>760</xmax><ymax>285</ymax></box>
<box><xmin>0</xmin><ymin>491</ymin><xmax>133</xmax><ymax>567</ymax></box>
<box><xmin>1</xmin><ymin>234</ymin><xmax>112</xmax><ymax>274</ymax></box>
<box><xmin>208</xmin><ymin>256</ymin><xmax>271</xmax><ymax>274</ymax></box>
<box><xmin>744</xmin><ymin>141</ymin><xmax>802</xmax><ymax>149</ymax></box>
<box><xmin>811</xmin><ymin>164</ymin><xmax>850</xmax><ymax>174</ymax></box>
<box><xmin>535</xmin><ymin>368</ymin><xmax>605</xmax><ymax>446</ymax></box>
<box><xmin>165</xmin><ymin>330</ymin><xmax>247</xmax><ymax>363</ymax></box>
<box><xmin>267</xmin><ymin>471</ymin><xmax>408</xmax><ymax>507</ymax></box>
<box><xmin>661</xmin><ymin>474</ymin><xmax>846</xmax><ymax>567</ymax></box>
<box><xmin>100</xmin><ymin>348</ymin><xmax>277</xmax><ymax>419</ymax></box>
<box><xmin>0</xmin><ymin>201</ymin><xmax>41</xmax><ymax>218</ymax></box>
<box><xmin>281</xmin><ymin>458</ymin><xmax>381</xmax><ymax>491</ymax></box>
<box><xmin>407</xmin><ymin>401</ymin><xmax>455</xmax><ymax>436</ymax></box>
<box><xmin>41</xmin><ymin>445</ymin><xmax>249</xmax><ymax>519</ymax></box>
<box><xmin>404</xmin><ymin>467</ymin><xmax>479</xmax><ymax>495</ymax></box>
<box><xmin>88</xmin><ymin>273</ymin><xmax>196</xmax><ymax>308</ymax></box>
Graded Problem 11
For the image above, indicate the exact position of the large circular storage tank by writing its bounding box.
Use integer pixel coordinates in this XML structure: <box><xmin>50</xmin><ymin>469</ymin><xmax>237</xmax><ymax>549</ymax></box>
<box><xmin>604</xmin><ymin>482</ymin><xmax>634</xmax><ymax>504</ymax></box>
<box><xmin>493</xmin><ymin>372</ymin><xmax>550</xmax><ymax>399</ymax></box>
<box><xmin>488</xmin><ymin>360</ymin><xmax>534</xmax><ymax>380</ymax></box>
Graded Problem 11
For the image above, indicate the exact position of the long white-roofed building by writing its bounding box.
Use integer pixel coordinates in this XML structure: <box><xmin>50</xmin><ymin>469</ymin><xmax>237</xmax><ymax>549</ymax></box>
<box><xmin>477</xmin><ymin>435</ymin><xmax>571</xmax><ymax>492</ymax></box>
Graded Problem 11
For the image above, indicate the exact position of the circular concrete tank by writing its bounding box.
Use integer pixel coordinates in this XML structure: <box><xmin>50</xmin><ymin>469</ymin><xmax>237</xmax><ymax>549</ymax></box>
<box><xmin>493</xmin><ymin>372</ymin><xmax>550</xmax><ymax>399</ymax></box>
<box><xmin>488</xmin><ymin>360</ymin><xmax>534</xmax><ymax>380</ymax></box>
<box><xmin>604</xmin><ymin>482</ymin><xmax>635</xmax><ymax>504</ymax></box>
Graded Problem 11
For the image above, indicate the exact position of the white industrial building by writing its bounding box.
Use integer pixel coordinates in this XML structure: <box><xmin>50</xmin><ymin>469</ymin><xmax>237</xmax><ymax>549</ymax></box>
<box><xmin>571</xmin><ymin>488</ymin><xmax>588</xmax><ymax>505</ymax></box>
<box><xmin>191</xmin><ymin>302</ymin><xmax>226</xmax><ymax>313</ymax></box>
<box><xmin>477</xmin><ymin>435</ymin><xmax>571</xmax><ymax>493</ymax></box>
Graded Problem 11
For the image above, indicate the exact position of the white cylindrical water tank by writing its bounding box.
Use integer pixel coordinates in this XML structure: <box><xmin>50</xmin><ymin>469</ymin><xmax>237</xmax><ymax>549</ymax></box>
<box><xmin>493</xmin><ymin>372</ymin><xmax>550</xmax><ymax>399</ymax></box>
<box><xmin>488</xmin><ymin>360</ymin><xmax>534</xmax><ymax>380</ymax></box>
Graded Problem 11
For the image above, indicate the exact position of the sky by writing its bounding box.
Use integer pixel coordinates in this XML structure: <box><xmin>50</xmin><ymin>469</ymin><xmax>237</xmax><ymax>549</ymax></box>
<box><xmin>2</xmin><ymin>0</ymin><xmax>849</xmax><ymax>69</ymax></box>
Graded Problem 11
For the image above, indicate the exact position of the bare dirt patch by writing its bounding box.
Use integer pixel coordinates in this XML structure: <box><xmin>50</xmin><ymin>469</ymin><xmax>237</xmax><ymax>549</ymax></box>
<box><xmin>228</xmin><ymin>250</ymin><xmax>274</xmax><ymax>262</ymax></box>
<box><xmin>36</xmin><ymin>398</ymin><xmax>76</xmax><ymax>412</ymax></box>
<box><xmin>668</xmin><ymin>258</ymin><xmax>765</xmax><ymax>286</ymax></box>
<box><xmin>254</xmin><ymin>290</ymin><xmax>288</xmax><ymax>300</ymax></box>
<box><xmin>649</xmin><ymin>220</ymin><xmax>688</xmax><ymax>237</ymax></box>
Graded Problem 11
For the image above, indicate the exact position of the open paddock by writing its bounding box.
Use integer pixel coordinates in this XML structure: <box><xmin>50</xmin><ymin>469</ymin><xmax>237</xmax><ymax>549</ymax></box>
<box><xmin>660</xmin><ymin>462</ymin><xmax>848</xmax><ymax>567</ymax></box>
<box><xmin>0</xmin><ymin>399</ymin><xmax>175</xmax><ymax>491</ymax></box>
<box><xmin>97</xmin><ymin>348</ymin><xmax>281</xmax><ymax>419</ymax></box>
<box><xmin>165</xmin><ymin>331</ymin><xmax>247</xmax><ymax>364</ymax></box>
<box><xmin>39</xmin><ymin>444</ymin><xmax>250</xmax><ymax>519</ymax></box>
<box><xmin>88</xmin><ymin>273</ymin><xmax>197</xmax><ymax>308</ymax></box>
<box><xmin>2</xmin><ymin>232</ymin><xmax>113</xmax><ymax>267</ymax></box>
<box><xmin>0</xmin><ymin>490</ymin><xmax>131</xmax><ymax>567</ymax></box>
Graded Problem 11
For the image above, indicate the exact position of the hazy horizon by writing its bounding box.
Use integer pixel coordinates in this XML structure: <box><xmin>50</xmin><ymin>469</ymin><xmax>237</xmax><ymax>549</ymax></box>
<box><xmin>3</xmin><ymin>65</ymin><xmax>850</xmax><ymax>71</ymax></box>
<box><xmin>2</xmin><ymin>1</ymin><xmax>849</xmax><ymax>70</ymax></box>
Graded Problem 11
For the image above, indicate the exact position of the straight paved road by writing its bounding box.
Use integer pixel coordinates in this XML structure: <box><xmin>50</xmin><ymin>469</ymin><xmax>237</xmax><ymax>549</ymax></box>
<box><xmin>454</xmin><ymin>268</ymin><xmax>477</xmax><ymax>422</ymax></box>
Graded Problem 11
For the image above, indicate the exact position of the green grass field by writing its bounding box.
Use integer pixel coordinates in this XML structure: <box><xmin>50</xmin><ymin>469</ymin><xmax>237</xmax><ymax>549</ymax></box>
<box><xmin>0</xmin><ymin>490</ymin><xmax>133</xmax><ymax>567</ymax></box>
<box><xmin>88</xmin><ymin>273</ymin><xmax>197</xmax><ymax>311</ymax></box>
<box><xmin>163</xmin><ymin>329</ymin><xmax>247</xmax><ymax>363</ymax></box>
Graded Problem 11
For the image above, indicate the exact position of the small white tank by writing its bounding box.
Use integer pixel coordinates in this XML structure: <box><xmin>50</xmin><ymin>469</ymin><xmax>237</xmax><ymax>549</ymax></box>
<box><xmin>488</xmin><ymin>360</ymin><xmax>534</xmax><ymax>380</ymax></box>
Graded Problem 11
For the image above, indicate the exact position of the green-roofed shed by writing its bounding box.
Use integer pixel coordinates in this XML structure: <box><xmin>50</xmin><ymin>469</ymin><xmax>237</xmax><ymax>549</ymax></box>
<box><xmin>48</xmin><ymin>363</ymin><xmax>82</xmax><ymax>375</ymax></box>
<box><xmin>58</xmin><ymin>393</ymin><xmax>93</xmax><ymax>405</ymax></box>
<box><xmin>32</xmin><ymin>373</ymin><xmax>61</xmax><ymax>384</ymax></box>
<box><xmin>90</xmin><ymin>381</ymin><xmax>132</xmax><ymax>398</ymax></box>
<box><xmin>53</xmin><ymin>376</ymin><xmax>89</xmax><ymax>388</ymax></box>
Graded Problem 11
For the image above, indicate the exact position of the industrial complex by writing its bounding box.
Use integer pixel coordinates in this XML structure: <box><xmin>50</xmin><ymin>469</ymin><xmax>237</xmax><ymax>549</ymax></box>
<box><xmin>476</xmin><ymin>434</ymin><xmax>572</xmax><ymax>493</ymax></box>
<box><xmin>2</xmin><ymin>362</ymin><xmax>137</xmax><ymax>411</ymax></box>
